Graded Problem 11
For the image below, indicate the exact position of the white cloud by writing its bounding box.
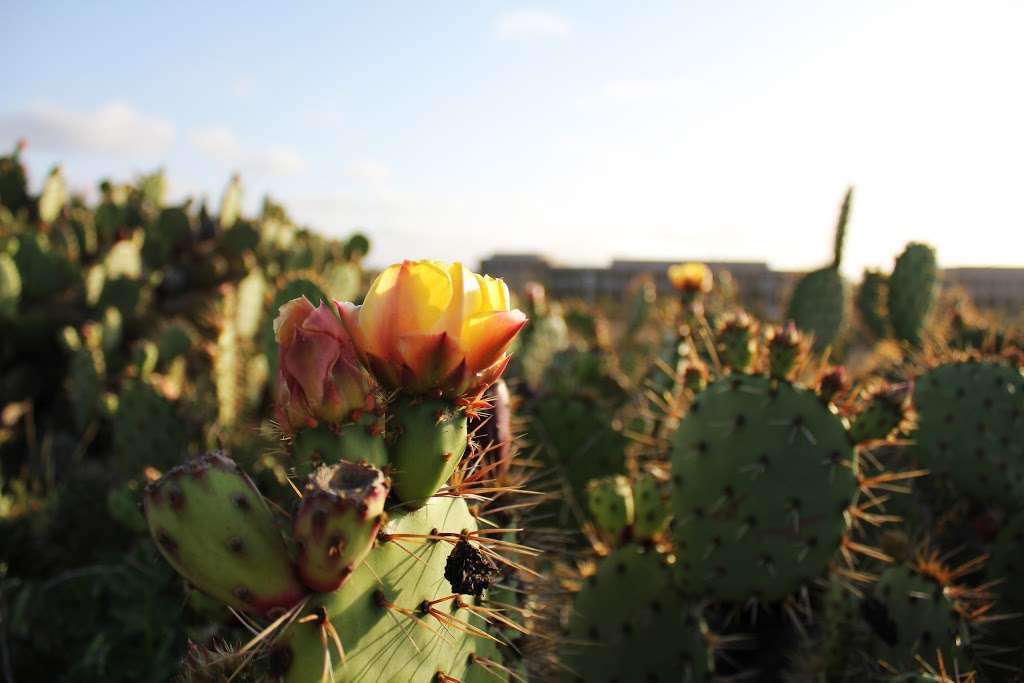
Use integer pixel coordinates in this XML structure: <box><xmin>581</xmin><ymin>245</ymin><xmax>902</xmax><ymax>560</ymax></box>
<box><xmin>189</xmin><ymin>126</ymin><xmax>307</xmax><ymax>176</ymax></box>
<box><xmin>0</xmin><ymin>101</ymin><xmax>174</xmax><ymax>158</ymax></box>
<box><xmin>496</xmin><ymin>10</ymin><xmax>570</xmax><ymax>38</ymax></box>
<box><xmin>344</xmin><ymin>160</ymin><xmax>391</xmax><ymax>183</ymax></box>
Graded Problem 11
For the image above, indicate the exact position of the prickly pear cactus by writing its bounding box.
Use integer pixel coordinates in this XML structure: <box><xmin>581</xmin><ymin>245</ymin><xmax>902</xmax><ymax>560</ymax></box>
<box><xmin>862</xmin><ymin>565</ymin><xmax>970</xmax><ymax>673</ymax></box>
<box><xmin>848</xmin><ymin>383</ymin><xmax>908</xmax><ymax>444</ymax></box>
<box><xmin>586</xmin><ymin>475</ymin><xmax>634</xmax><ymax>539</ymax></box>
<box><xmin>0</xmin><ymin>251</ymin><xmax>21</xmax><ymax>318</ymax></box>
<box><xmin>856</xmin><ymin>269</ymin><xmax>889</xmax><ymax>339</ymax></box>
<box><xmin>144</xmin><ymin>452</ymin><xmax>308</xmax><ymax>615</ymax></box>
<box><xmin>38</xmin><ymin>165</ymin><xmax>67</xmax><ymax>224</ymax></box>
<box><xmin>632</xmin><ymin>473</ymin><xmax>670</xmax><ymax>540</ymax></box>
<box><xmin>276</xmin><ymin>496</ymin><xmax>491</xmax><ymax>683</ymax></box>
<box><xmin>987</xmin><ymin>509</ymin><xmax>1024</xmax><ymax>616</ymax></box>
<box><xmin>888</xmin><ymin>242</ymin><xmax>937</xmax><ymax>346</ymax></box>
<box><xmin>671</xmin><ymin>374</ymin><xmax>858</xmax><ymax>601</ymax></box>
<box><xmin>292</xmin><ymin>462</ymin><xmax>388</xmax><ymax>593</ymax></box>
<box><xmin>387</xmin><ymin>397</ymin><xmax>468</xmax><ymax>504</ymax></box>
<box><xmin>786</xmin><ymin>187</ymin><xmax>852</xmax><ymax>352</ymax></box>
<box><xmin>561</xmin><ymin>545</ymin><xmax>713</xmax><ymax>682</ymax></box>
<box><xmin>912</xmin><ymin>360</ymin><xmax>1024</xmax><ymax>508</ymax></box>
<box><xmin>113</xmin><ymin>379</ymin><xmax>187</xmax><ymax>471</ymax></box>
<box><xmin>534</xmin><ymin>394</ymin><xmax>627</xmax><ymax>504</ymax></box>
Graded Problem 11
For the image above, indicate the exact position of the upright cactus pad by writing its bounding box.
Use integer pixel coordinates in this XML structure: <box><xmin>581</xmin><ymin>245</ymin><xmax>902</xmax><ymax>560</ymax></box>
<box><xmin>0</xmin><ymin>252</ymin><xmax>21</xmax><ymax>318</ymax></box>
<box><xmin>561</xmin><ymin>545</ymin><xmax>712</xmax><ymax>682</ymax></box>
<box><xmin>586</xmin><ymin>475</ymin><xmax>634</xmax><ymax>539</ymax></box>
<box><xmin>671</xmin><ymin>374</ymin><xmax>858</xmax><ymax>601</ymax></box>
<box><xmin>785</xmin><ymin>187</ymin><xmax>852</xmax><ymax>352</ymax></box>
<box><xmin>888</xmin><ymin>242</ymin><xmax>937</xmax><ymax>346</ymax></box>
<box><xmin>38</xmin><ymin>165</ymin><xmax>67</xmax><ymax>224</ymax></box>
<box><xmin>293</xmin><ymin>462</ymin><xmax>389</xmax><ymax>593</ymax></box>
<box><xmin>856</xmin><ymin>269</ymin><xmax>890</xmax><ymax>338</ymax></box>
<box><xmin>387</xmin><ymin>397</ymin><xmax>468</xmax><ymax>504</ymax></box>
<box><xmin>786</xmin><ymin>267</ymin><xmax>845</xmax><ymax>353</ymax></box>
<box><xmin>143</xmin><ymin>452</ymin><xmax>307</xmax><ymax>615</ymax></box>
<box><xmin>912</xmin><ymin>360</ymin><xmax>1024</xmax><ymax>508</ymax></box>
<box><xmin>275</xmin><ymin>496</ymin><xmax>494</xmax><ymax>682</ymax></box>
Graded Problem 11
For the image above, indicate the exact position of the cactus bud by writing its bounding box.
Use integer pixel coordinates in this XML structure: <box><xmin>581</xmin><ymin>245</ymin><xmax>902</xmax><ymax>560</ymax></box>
<box><xmin>849</xmin><ymin>382</ymin><xmax>910</xmax><ymax>443</ymax></box>
<box><xmin>717</xmin><ymin>312</ymin><xmax>756</xmax><ymax>372</ymax></box>
<box><xmin>767</xmin><ymin>321</ymin><xmax>803</xmax><ymax>379</ymax></box>
<box><xmin>680</xmin><ymin>361</ymin><xmax>708</xmax><ymax>394</ymax></box>
<box><xmin>817</xmin><ymin>365</ymin><xmax>850</xmax><ymax>403</ymax></box>
<box><xmin>273</xmin><ymin>297</ymin><xmax>377</xmax><ymax>433</ymax></box>
<box><xmin>293</xmin><ymin>462</ymin><xmax>389</xmax><ymax>593</ymax></box>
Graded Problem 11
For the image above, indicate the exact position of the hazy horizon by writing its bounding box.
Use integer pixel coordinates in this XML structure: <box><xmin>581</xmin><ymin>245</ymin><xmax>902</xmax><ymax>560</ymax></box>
<box><xmin>4</xmin><ymin>1</ymin><xmax>1022</xmax><ymax>278</ymax></box>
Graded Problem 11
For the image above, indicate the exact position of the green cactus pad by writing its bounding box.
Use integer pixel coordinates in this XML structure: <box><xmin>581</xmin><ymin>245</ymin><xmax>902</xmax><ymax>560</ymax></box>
<box><xmin>113</xmin><ymin>380</ymin><xmax>187</xmax><ymax>471</ymax></box>
<box><xmin>786</xmin><ymin>267</ymin><xmax>845</xmax><ymax>353</ymax></box>
<box><xmin>856</xmin><ymin>270</ymin><xmax>889</xmax><ymax>339</ymax></box>
<box><xmin>291</xmin><ymin>417</ymin><xmax>388</xmax><ymax>475</ymax></box>
<box><xmin>717</xmin><ymin>314</ymin><xmax>757</xmax><ymax>372</ymax></box>
<box><xmin>912</xmin><ymin>360</ymin><xmax>1024</xmax><ymax>508</ymax></box>
<box><xmin>849</xmin><ymin>385</ymin><xmax>907</xmax><ymax>444</ymax></box>
<box><xmin>632</xmin><ymin>473</ymin><xmax>671</xmax><ymax>540</ymax></box>
<box><xmin>534</xmin><ymin>395</ymin><xmax>627</xmax><ymax>505</ymax></box>
<box><xmin>0</xmin><ymin>251</ymin><xmax>21</xmax><ymax>318</ymax></box>
<box><xmin>38</xmin><ymin>166</ymin><xmax>67</xmax><ymax>224</ymax></box>
<box><xmin>586</xmin><ymin>475</ymin><xmax>634</xmax><ymax>539</ymax></box>
<box><xmin>987</xmin><ymin>509</ymin><xmax>1024</xmax><ymax>616</ymax></box>
<box><xmin>561</xmin><ymin>545</ymin><xmax>713</xmax><ymax>682</ymax></box>
<box><xmin>863</xmin><ymin>565</ymin><xmax>970</xmax><ymax>673</ymax></box>
<box><xmin>293</xmin><ymin>462</ymin><xmax>389</xmax><ymax>593</ymax></box>
<box><xmin>888</xmin><ymin>243</ymin><xmax>937</xmax><ymax>347</ymax></box>
<box><xmin>387</xmin><ymin>397</ymin><xmax>467</xmax><ymax>504</ymax></box>
<box><xmin>144</xmin><ymin>452</ymin><xmax>307</xmax><ymax>615</ymax></box>
<box><xmin>671</xmin><ymin>374</ymin><xmax>858</xmax><ymax>602</ymax></box>
<box><xmin>276</xmin><ymin>495</ymin><xmax>489</xmax><ymax>683</ymax></box>
<box><xmin>0</xmin><ymin>145</ymin><xmax>31</xmax><ymax>212</ymax></box>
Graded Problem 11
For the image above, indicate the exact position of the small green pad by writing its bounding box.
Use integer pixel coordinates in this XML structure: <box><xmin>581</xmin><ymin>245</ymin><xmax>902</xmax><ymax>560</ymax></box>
<box><xmin>387</xmin><ymin>397</ymin><xmax>467</xmax><ymax>504</ymax></box>
<box><xmin>144</xmin><ymin>452</ymin><xmax>307</xmax><ymax>615</ymax></box>
<box><xmin>586</xmin><ymin>475</ymin><xmax>634</xmax><ymax>539</ymax></box>
<box><xmin>632</xmin><ymin>473</ymin><xmax>671</xmax><ymax>540</ymax></box>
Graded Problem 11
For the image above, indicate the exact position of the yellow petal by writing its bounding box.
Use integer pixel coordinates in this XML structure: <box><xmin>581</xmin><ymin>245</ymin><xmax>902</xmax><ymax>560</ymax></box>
<box><xmin>361</xmin><ymin>260</ymin><xmax>452</xmax><ymax>356</ymax></box>
<box><xmin>460</xmin><ymin>309</ymin><xmax>528</xmax><ymax>372</ymax></box>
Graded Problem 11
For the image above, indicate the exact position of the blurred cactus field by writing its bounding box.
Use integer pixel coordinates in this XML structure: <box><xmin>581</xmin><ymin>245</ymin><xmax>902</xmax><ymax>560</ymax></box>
<box><xmin>2</xmin><ymin>143</ymin><xmax>1024</xmax><ymax>683</ymax></box>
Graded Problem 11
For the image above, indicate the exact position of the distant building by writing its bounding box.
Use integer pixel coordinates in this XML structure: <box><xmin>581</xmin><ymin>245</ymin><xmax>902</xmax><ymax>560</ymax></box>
<box><xmin>942</xmin><ymin>267</ymin><xmax>1024</xmax><ymax>310</ymax></box>
<box><xmin>480</xmin><ymin>253</ymin><xmax>787</xmax><ymax>316</ymax></box>
<box><xmin>480</xmin><ymin>253</ymin><xmax>1024</xmax><ymax>318</ymax></box>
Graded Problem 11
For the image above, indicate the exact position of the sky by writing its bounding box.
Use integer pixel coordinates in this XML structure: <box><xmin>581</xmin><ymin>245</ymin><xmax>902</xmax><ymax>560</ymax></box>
<box><xmin>2</xmin><ymin>1</ymin><xmax>1023</xmax><ymax>277</ymax></box>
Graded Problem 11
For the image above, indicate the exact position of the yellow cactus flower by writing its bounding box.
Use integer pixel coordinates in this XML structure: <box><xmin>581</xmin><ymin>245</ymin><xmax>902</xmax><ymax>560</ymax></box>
<box><xmin>667</xmin><ymin>262</ymin><xmax>713</xmax><ymax>294</ymax></box>
<box><xmin>338</xmin><ymin>260</ymin><xmax>527</xmax><ymax>398</ymax></box>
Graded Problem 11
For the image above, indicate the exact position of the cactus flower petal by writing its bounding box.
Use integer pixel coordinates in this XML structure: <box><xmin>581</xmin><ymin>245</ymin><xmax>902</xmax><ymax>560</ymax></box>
<box><xmin>337</xmin><ymin>261</ymin><xmax>526</xmax><ymax>398</ymax></box>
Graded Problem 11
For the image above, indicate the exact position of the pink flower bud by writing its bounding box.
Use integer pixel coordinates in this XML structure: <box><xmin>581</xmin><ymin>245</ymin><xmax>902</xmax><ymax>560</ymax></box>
<box><xmin>273</xmin><ymin>297</ymin><xmax>376</xmax><ymax>433</ymax></box>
